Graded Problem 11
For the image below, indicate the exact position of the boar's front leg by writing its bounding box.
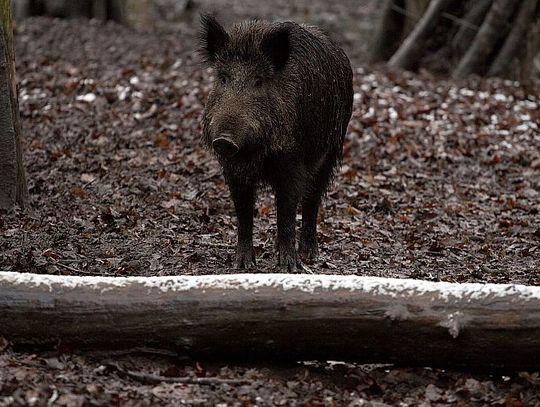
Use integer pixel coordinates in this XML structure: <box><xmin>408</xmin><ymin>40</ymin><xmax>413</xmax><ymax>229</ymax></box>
<box><xmin>228</xmin><ymin>180</ymin><xmax>256</xmax><ymax>269</ymax></box>
<box><xmin>299</xmin><ymin>192</ymin><xmax>320</xmax><ymax>262</ymax></box>
<box><xmin>275</xmin><ymin>182</ymin><xmax>301</xmax><ymax>272</ymax></box>
<box><xmin>299</xmin><ymin>162</ymin><xmax>333</xmax><ymax>262</ymax></box>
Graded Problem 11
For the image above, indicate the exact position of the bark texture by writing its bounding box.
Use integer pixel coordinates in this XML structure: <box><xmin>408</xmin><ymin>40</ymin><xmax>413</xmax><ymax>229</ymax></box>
<box><xmin>488</xmin><ymin>0</ymin><xmax>539</xmax><ymax>78</ymax></box>
<box><xmin>2</xmin><ymin>272</ymin><xmax>540</xmax><ymax>370</ymax></box>
<box><xmin>453</xmin><ymin>0</ymin><xmax>521</xmax><ymax>78</ymax></box>
<box><xmin>388</xmin><ymin>0</ymin><xmax>452</xmax><ymax>70</ymax></box>
<box><xmin>402</xmin><ymin>0</ymin><xmax>430</xmax><ymax>35</ymax></box>
<box><xmin>0</xmin><ymin>0</ymin><xmax>27</xmax><ymax>209</ymax></box>
<box><xmin>451</xmin><ymin>0</ymin><xmax>493</xmax><ymax>60</ymax></box>
<box><xmin>369</xmin><ymin>0</ymin><xmax>405</xmax><ymax>63</ymax></box>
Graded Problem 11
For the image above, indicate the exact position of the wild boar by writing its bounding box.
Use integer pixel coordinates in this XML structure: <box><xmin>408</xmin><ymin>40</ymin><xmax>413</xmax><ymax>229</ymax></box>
<box><xmin>200</xmin><ymin>15</ymin><xmax>353</xmax><ymax>271</ymax></box>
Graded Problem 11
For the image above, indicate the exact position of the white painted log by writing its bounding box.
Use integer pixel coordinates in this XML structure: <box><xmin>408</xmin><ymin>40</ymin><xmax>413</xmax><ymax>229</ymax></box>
<box><xmin>1</xmin><ymin>271</ymin><xmax>540</xmax><ymax>369</ymax></box>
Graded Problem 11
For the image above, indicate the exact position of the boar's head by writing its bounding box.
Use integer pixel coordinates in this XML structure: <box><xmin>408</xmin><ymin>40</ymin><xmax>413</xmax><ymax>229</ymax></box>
<box><xmin>200</xmin><ymin>15</ymin><xmax>297</xmax><ymax>163</ymax></box>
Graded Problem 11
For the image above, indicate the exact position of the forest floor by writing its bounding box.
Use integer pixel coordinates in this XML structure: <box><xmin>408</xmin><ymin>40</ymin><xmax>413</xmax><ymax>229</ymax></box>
<box><xmin>2</xmin><ymin>5</ymin><xmax>540</xmax><ymax>406</ymax></box>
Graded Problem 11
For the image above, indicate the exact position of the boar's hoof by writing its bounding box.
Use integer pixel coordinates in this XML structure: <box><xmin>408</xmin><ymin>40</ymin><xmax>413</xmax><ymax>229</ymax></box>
<box><xmin>278</xmin><ymin>249</ymin><xmax>301</xmax><ymax>272</ymax></box>
<box><xmin>299</xmin><ymin>241</ymin><xmax>319</xmax><ymax>264</ymax></box>
<box><xmin>213</xmin><ymin>135</ymin><xmax>239</xmax><ymax>158</ymax></box>
<box><xmin>235</xmin><ymin>247</ymin><xmax>256</xmax><ymax>269</ymax></box>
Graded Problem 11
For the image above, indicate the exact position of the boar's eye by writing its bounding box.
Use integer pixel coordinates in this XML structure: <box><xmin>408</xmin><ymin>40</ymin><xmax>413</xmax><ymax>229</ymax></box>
<box><xmin>217</xmin><ymin>72</ymin><xmax>230</xmax><ymax>85</ymax></box>
<box><xmin>254</xmin><ymin>77</ymin><xmax>264</xmax><ymax>87</ymax></box>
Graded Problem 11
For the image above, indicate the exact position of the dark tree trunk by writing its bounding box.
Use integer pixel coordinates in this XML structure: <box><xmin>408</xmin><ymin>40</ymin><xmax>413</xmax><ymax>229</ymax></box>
<box><xmin>369</xmin><ymin>0</ymin><xmax>406</xmax><ymax>63</ymax></box>
<box><xmin>387</xmin><ymin>0</ymin><xmax>453</xmax><ymax>70</ymax></box>
<box><xmin>3</xmin><ymin>271</ymin><xmax>540</xmax><ymax>370</ymax></box>
<box><xmin>370</xmin><ymin>0</ymin><xmax>540</xmax><ymax>80</ymax></box>
<box><xmin>101</xmin><ymin>0</ymin><xmax>125</xmax><ymax>23</ymax></box>
<box><xmin>0</xmin><ymin>0</ymin><xmax>27</xmax><ymax>209</ymax></box>
<box><xmin>488</xmin><ymin>0</ymin><xmax>539</xmax><ymax>78</ymax></box>
<box><xmin>13</xmin><ymin>0</ymin><xmax>126</xmax><ymax>23</ymax></box>
<box><xmin>451</xmin><ymin>0</ymin><xmax>493</xmax><ymax>60</ymax></box>
<box><xmin>453</xmin><ymin>0</ymin><xmax>521</xmax><ymax>78</ymax></box>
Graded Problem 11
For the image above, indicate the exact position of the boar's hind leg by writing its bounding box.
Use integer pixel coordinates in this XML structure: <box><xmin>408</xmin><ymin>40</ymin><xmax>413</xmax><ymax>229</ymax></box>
<box><xmin>229</xmin><ymin>181</ymin><xmax>256</xmax><ymax>269</ymax></box>
<box><xmin>275</xmin><ymin>181</ymin><xmax>302</xmax><ymax>272</ymax></box>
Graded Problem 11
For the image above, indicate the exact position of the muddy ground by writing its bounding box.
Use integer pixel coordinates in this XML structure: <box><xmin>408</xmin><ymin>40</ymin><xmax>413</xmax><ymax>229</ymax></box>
<box><xmin>1</xmin><ymin>2</ymin><xmax>540</xmax><ymax>405</ymax></box>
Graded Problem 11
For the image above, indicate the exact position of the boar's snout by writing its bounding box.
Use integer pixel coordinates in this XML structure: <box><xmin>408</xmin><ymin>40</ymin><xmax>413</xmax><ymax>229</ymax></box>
<box><xmin>212</xmin><ymin>134</ymin><xmax>239</xmax><ymax>158</ymax></box>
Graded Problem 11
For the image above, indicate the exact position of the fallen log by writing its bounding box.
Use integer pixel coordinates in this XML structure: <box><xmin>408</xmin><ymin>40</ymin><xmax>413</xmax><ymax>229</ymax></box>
<box><xmin>1</xmin><ymin>271</ymin><xmax>540</xmax><ymax>370</ymax></box>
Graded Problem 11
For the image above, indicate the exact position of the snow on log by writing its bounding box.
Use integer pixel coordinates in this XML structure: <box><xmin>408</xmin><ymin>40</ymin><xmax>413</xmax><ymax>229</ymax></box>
<box><xmin>1</xmin><ymin>271</ymin><xmax>540</xmax><ymax>369</ymax></box>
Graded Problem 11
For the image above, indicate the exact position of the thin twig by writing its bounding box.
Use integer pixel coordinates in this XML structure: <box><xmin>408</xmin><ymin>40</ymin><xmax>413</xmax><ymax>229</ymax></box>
<box><xmin>86</xmin><ymin>347</ymin><xmax>182</xmax><ymax>359</ymax></box>
<box><xmin>55</xmin><ymin>262</ymin><xmax>83</xmax><ymax>274</ymax></box>
<box><xmin>196</xmin><ymin>241</ymin><xmax>235</xmax><ymax>249</ymax></box>
<box><xmin>113</xmin><ymin>365</ymin><xmax>251</xmax><ymax>385</ymax></box>
<box><xmin>56</xmin><ymin>262</ymin><xmax>114</xmax><ymax>276</ymax></box>
<box><xmin>390</xmin><ymin>3</ymin><xmax>481</xmax><ymax>31</ymax></box>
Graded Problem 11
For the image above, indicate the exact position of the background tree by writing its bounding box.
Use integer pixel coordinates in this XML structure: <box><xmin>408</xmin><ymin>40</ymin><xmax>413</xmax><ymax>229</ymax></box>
<box><xmin>370</xmin><ymin>0</ymin><xmax>540</xmax><ymax>80</ymax></box>
<box><xmin>13</xmin><ymin>0</ymin><xmax>126</xmax><ymax>22</ymax></box>
<box><xmin>0</xmin><ymin>0</ymin><xmax>27</xmax><ymax>209</ymax></box>
<box><xmin>12</xmin><ymin>0</ymin><xmax>198</xmax><ymax>27</ymax></box>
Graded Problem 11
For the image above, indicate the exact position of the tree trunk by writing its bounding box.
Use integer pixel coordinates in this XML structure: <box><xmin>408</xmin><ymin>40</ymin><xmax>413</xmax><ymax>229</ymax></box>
<box><xmin>525</xmin><ymin>15</ymin><xmax>540</xmax><ymax>80</ymax></box>
<box><xmin>0</xmin><ymin>0</ymin><xmax>27</xmax><ymax>209</ymax></box>
<box><xmin>369</xmin><ymin>0</ymin><xmax>406</xmax><ymax>63</ymax></box>
<box><xmin>2</xmin><ymin>271</ymin><xmax>540</xmax><ymax>370</ymax></box>
<box><xmin>488</xmin><ymin>0</ymin><xmax>539</xmax><ymax>78</ymax></box>
<box><xmin>388</xmin><ymin>0</ymin><xmax>452</xmax><ymax>70</ymax></box>
<box><xmin>452</xmin><ymin>0</ymin><xmax>520</xmax><ymax>79</ymax></box>
<box><xmin>451</xmin><ymin>0</ymin><xmax>493</xmax><ymax>60</ymax></box>
<box><xmin>371</xmin><ymin>0</ymin><xmax>540</xmax><ymax>80</ymax></box>
<box><xmin>402</xmin><ymin>0</ymin><xmax>430</xmax><ymax>35</ymax></box>
<box><xmin>13</xmin><ymin>0</ymin><xmax>126</xmax><ymax>22</ymax></box>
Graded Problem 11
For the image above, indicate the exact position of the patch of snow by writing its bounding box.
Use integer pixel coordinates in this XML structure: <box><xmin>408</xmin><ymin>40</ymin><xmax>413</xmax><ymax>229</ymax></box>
<box><xmin>75</xmin><ymin>93</ymin><xmax>96</xmax><ymax>103</ymax></box>
<box><xmin>459</xmin><ymin>88</ymin><xmax>475</xmax><ymax>97</ymax></box>
<box><xmin>514</xmin><ymin>124</ymin><xmax>530</xmax><ymax>132</ymax></box>
<box><xmin>438</xmin><ymin>311</ymin><xmax>469</xmax><ymax>338</ymax></box>
<box><xmin>2</xmin><ymin>272</ymin><xmax>540</xmax><ymax>303</ymax></box>
<box><xmin>116</xmin><ymin>85</ymin><xmax>130</xmax><ymax>101</ymax></box>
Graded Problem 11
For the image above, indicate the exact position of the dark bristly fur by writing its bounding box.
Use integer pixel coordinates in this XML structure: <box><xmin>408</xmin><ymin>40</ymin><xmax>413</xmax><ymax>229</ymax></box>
<box><xmin>200</xmin><ymin>15</ymin><xmax>353</xmax><ymax>271</ymax></box>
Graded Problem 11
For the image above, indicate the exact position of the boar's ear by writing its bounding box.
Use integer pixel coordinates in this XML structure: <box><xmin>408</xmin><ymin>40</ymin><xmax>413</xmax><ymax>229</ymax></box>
<box><xmin>200</xmin><ymin>14</ymin><xmax>229</xmax><ymax>62</ymax></box>
<box><xmin>261</xmin><ymin>23</ymin><xmax>293</xmax><ymax>71</ymax></box>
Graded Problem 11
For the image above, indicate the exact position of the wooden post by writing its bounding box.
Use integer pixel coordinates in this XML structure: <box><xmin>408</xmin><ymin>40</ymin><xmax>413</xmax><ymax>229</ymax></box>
<box><xmin>0</xmin><ymin>0</ymin><xmax>27</xmax><ymax>209</ymax></box>
<box><xmin>2</xmin><ymin>271</ymin><xmax>540</xmax><ymax>370</ymax></box>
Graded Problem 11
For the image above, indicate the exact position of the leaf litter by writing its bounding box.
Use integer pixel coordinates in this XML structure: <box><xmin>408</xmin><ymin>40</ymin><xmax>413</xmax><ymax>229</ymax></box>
<box><xmin>1</xmin><ymin>8</ymin><xmax>540</xmax><ymax>405</ymax></box>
